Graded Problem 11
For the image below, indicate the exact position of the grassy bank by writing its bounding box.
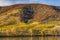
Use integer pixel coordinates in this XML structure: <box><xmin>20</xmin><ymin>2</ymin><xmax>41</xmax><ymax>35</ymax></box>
<box><xmin>0</xmin><ymin>20</ymin><xmax>60</xmax><ymax>36</ymax></box>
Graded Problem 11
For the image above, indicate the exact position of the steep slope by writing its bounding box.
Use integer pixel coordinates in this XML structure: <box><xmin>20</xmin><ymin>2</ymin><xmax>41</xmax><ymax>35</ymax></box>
<box><xmin>0</xmin><ymin>4</ymin><xmax>60</xmax><ymax>36</ymax></box>
<box><xmin>0</xmin><ymin>4</ymin><xmax>60</xmax><ymax>23</ymax></box>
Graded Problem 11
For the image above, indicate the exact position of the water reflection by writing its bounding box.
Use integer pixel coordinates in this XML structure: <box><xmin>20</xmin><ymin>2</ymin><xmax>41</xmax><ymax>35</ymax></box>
<box><xmin>0</xmin><ymin>36</ymin><xmax>60</xmax><ymax>40</ymax></box>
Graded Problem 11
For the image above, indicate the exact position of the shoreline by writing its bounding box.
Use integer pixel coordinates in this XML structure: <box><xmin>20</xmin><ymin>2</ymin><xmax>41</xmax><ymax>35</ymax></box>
<box><xmin>0</xmin><ymin>35</ymin><xmax>60</xmax><ymax>37</ymax></box>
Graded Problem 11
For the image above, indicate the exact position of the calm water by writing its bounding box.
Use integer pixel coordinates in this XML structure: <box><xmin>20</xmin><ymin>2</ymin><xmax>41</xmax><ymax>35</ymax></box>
<box><xmin>0</xmin><ymin>36</ymin><xmax>60</xmax><ymax>40</ymax></box>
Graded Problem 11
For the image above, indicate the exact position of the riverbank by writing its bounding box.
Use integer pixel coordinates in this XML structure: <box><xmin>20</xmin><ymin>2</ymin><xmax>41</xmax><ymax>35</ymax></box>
<box><xmin>0</xmin><ymin>21</ymin><xmax>60</xmax><ymax>36</ymax></box>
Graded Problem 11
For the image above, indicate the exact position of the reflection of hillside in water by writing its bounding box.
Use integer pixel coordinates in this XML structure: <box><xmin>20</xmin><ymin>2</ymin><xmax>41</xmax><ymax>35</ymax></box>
<box><xmin>0</xmin><ymin>36</ymin><xmax>60</xmax><ymax>40</ymax></box>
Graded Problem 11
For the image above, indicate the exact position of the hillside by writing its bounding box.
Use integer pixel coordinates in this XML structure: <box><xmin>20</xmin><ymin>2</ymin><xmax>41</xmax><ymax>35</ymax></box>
<box><xmin>0</xmin><ymin>4</ymin><xmax>60</xmax><ymax>23</ymax></box>
<box><xmin>0</xmin><ymin>4</ymin><xmax>60</xmax><ymax>36</ymax></box>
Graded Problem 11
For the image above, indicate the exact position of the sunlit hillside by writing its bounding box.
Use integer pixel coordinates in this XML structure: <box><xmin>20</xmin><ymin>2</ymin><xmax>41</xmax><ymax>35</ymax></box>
<box><xmin>0</xmin><ymin>4</ymin><xmax>60</xmax><ymax>36</ymax></box>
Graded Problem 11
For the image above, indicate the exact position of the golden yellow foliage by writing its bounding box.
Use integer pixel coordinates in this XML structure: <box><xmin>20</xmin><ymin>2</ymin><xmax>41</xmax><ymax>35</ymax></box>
<box><xmin>0</xmin><ymin>9</ymin><xmax>60</xmax><ymax>35</ymax></box>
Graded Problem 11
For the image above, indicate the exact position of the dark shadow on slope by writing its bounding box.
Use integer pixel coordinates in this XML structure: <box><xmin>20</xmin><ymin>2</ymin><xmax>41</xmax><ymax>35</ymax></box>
<box><xmin>52</xmin><ymin>6</ymin><xmax>60</xmax><ymax>12</ymax></box>
<box><xmin>21</xmin><ymin>6</ymin><xmax>34</xmax><ymax>23</ymax></box>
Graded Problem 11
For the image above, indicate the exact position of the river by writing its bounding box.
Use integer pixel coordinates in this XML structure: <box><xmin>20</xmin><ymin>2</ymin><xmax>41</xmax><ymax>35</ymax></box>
<box><xmin>0</xmin><ymin>36</ymin><xmax>60</xmax><ymax>40</ymax></box>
